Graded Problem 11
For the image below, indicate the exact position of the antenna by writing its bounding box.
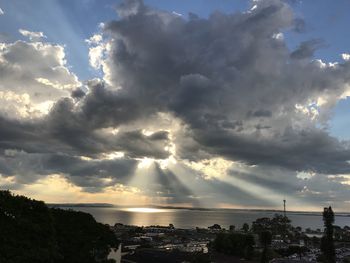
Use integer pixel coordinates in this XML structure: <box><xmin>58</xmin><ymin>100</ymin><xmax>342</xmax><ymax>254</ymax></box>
<box><xmin>283</xmin><ymin>198</ymin><xmax>287</xmax><ymax>240</ymax></box>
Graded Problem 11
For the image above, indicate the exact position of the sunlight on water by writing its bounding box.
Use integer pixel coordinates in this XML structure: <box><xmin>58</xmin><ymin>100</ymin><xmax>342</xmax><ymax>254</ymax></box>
<box><xmin>123</xmin><ymin>207</ymin><xmax>169</xmax><ymax>213</ymax></box>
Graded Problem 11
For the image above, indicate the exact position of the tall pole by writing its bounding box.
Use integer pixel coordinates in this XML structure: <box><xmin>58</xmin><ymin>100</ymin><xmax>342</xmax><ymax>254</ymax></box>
<box><xmin>283</xmin><ymin>199</ymin><xmax>287</xmax><ymax>240</ymax></box>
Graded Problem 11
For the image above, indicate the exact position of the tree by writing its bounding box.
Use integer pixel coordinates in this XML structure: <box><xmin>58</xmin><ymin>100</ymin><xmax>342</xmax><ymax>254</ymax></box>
<box><xmin>321</xmin><ymin>206</ymin><xmax>335</xmax><ymax>263</ymax></box>
<box><xmin>229</xmin><ymin>225</ymin><xmax>235</xmax><ymax>232</ymax></box>
<box><xmin>252</xmin><ymin>217</ymin><xmax>271</xmax><ymax>233</ymax></box>
<box><xmin>271</xmin><ymin>214</ymin><xmax>291</xmax><ymax>236</ymax></box>
<box><xmin>295</xmin><ymin>226</ymin><xmax>302</xmax><ymax>232</ymax></box>
<box><xmin>0</xmin><ymin>191</ymin><xmax>118</xmax><ymax>263</ymax></box>
<box><xmin>259</xmin><ymin>231</ymin><xmax>272</xmax><ymax>263</ymax></box>
<box><xmin>0</xmin><ymin>190</ymin><xmax>59</xmax><ymax>263</ymax></box>
<box><xmin>242</xmin><ymin>223</ymin><xmax>249</xmax><ymax>233</ymax></box>
<box><xmin>252</xmin><ymin>214</ymin><xmax>291</xmax><ymax>235</ymax></box>
<box><xmin>208</xmin><ymin>224</ymin><xmax>221</xmax><ymax>230</ymax></box>
<box><xmin>213</xmin><ymin>232</ymin><xmax>255</xmax><ymax>259</ymax></box>
<box><xmin>52</xmin><ymin>208</ymin><xmax>119</xmax><ymax>263</ymax></box>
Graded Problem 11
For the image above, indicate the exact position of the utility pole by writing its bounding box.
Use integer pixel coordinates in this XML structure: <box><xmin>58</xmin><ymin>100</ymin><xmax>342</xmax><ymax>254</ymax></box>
<box><xmin>283</xmin><ymin>199</ymin><xmax>286</xmax><ymax>218</ymax></box>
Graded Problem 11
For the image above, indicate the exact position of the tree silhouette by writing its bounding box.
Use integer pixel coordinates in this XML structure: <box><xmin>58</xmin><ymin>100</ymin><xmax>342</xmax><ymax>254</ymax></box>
<box><xmin>320</xmin><ymin>206</ymin><xmax>335</xmax><ymax>263</ymax></box>
<box><xmin>213</xmin><ymin>232</ymin><xmax>255</xmax><ymax>259</ymax></box>
<box><xmin>0</xmin><ymin>190</ymin><xmax>59</xmax><ymax>262</ymax></box>
<box><xmin>242</xmin><ymin>223</ymin><xmax>249</xmax><ymax>233</ymax></box>
<box><xmin>259</xmin><ymin>231</ymin><xmax>272</xmax><ymax>263</ymax></box>
<box><xmin>0</xmin><ymin>191</ymin><xmax>118</xmax><ymax>263</ymax></box>
<box><xmin>252</xmin><ymin>214</ymin><xmax>291</xmax><ymax>235</ymax></box>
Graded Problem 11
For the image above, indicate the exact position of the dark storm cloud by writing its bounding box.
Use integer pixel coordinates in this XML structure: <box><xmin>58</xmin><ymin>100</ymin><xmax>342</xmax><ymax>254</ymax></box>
<box><xmin>109</xmin><ymin>130</ymin><xmax>170</xmax><ymax>159</ymax></box>
<box><xmin>0</xmin><ymin>150</ymin><xmax>137</xmax><ymax>191</ymax></box>
<box><xmin>0</xmin><ymin>81</ymin><xmax>170</xmax><ymax>159</ymax></box>
<box><xmin>248</xmin><ymin>109</ymin><xmax>272</xmax><ymax>118</ymax></box>
<box><xmin>0</xmin><ymin>70</ymin><xmax>172</xmax><ymax>192</ymax></box>
<box><xmin>100</xmin><ymin>0</ymin><xmax>350</xmax><ymax>174</ymax></box>
<box><xmin>290</xmin><ymin>39</ymin><xmax>325</xmax><ymax>59</ymax></box>
<box><xmin>1</xmin><ymin>0</ymin><xmax>350</xmax><ymax>205</ymax></box>
<box><xmin>43</xmin><ymin>154</ymin><xmax>136</xmax><ymax>179</ymax></box>
<box><xmin>71</xmin><ymin>88</ymin><xmax>86</xmax><ymax>99</ymax></box>
<box><xmin>47</xmin><ymin>81</ymin><xmax>143</xmax><ymax>133</ymax></box>
<box><xmin>292</xmin><ymin>18</ymin><xmax>306</xmax><ymax>33</ymax></box>
<box><xmin>0</xmin><ymin>82</ymin><xmax>170</xmax><ymax>184</ymax></box>
<box><xmin>187</xmin><ymin>127</ymin><xmax>350</xmax><ymax>174</ymax></box>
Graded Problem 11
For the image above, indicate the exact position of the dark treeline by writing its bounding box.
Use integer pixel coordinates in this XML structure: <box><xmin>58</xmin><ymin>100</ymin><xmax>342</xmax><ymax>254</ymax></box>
<box><xmin>0</xmin><ymin>190</ymin><xmax>118</xmax><ymax>263</ymax></box>
<box><xmin>212</xmin><ymin>207</ymin><xmax>342</xmax><ymax>263</ymax></box>
<box><xmin>0</xmin><ymin>190</ymin><xmax>343</xmax><ymax>263</ymax></box>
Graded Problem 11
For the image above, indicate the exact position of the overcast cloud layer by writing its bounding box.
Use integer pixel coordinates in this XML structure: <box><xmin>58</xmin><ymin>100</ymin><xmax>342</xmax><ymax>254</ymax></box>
<box><xmin>1</xmin><ymin>0</ymin><xmax>350</xmax><ymax>210</ymax></box>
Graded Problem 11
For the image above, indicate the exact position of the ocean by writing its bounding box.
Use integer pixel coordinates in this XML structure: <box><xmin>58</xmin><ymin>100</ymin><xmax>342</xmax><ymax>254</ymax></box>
<box><xmin>59</xmin><ymin>206</ymin><xmax>350</xmax><ymax>230</ymax></box>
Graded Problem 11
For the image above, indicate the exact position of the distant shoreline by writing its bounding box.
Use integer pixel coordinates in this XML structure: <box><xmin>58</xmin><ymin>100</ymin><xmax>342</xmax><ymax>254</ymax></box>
<box><xmin>49</xmin><ymin>203</ymin><xmax>114</xmax><ymax>208</ymax></box>
<box><xmin>48</xmin><ymin>204</ymin><xmax>350</xmax><ymax>216</ymax></box>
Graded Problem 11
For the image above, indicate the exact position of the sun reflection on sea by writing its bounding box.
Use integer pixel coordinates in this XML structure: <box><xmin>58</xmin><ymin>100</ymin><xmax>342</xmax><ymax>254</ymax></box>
<box><xmin>123</xmin><ymin>207</ymin><xmax>169</xmax><ymax>213</ymax></box>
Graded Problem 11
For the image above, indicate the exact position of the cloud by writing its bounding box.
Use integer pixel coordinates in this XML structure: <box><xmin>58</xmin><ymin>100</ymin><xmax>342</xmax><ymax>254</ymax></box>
<box><xmin>292</xmin><ymin>18</ymin><xmax>306</xmax><ymax>33</ymax></box>
<box><xmin>85</xmin><ymin>34</ymin><xmax>103</xmax><ymax>45</ymax></box>
<box><xmin>0</xmin><ymin>7</ymin><xmax>4</xmax><ymax>15</ymax></box>
<box><xmin>100</xmin><ymin>0</ymin><xmax>350</xmax><ymax>174</ymax></box>
<box><xmin>88</xmin><ymin>42</ymin><xmax>106</xmax><ymax>70</ymax></box>
<box><xmin>19</xmin><ymin>29</ymin><xmax>47</xmax><ymax>42</ymax></box>
<box><xmin>86</xmin><ymin>34</ymin><xmax>108</xmax><ymax>70</ymax></box>
<box><xmin>1</xmin><ymin>0</ymin><xmax>350</xmax><ymax>208</ymax></box>
<box><xmin>0</xmin><ymin>89</ymin><xmax>171</xmax><ymax>160</ymax></box>
<box><xmin>0</xmin><ymin>40</ymin><xmax>80</xmax><ymax>118</ymax></box>
<box><xmin>117</xmin><ymin>0</ymin><xmax>145</xmax><ymax>18</ymax></box>
<box><xmin>6</xmin><ymin>174</ymin><xmax>152</xmax><ymax>206</ymax></box>
<box><xmin>342</xmin><ymin>53</ymin><xmax>350</xmax><ymax>61</ymax></box>
<box><xmin>290</xmin><ymin>39</ymin><xmax>325</xmax><ymax>59</ymax></box>
<box><xmin>0</xmin><ymin>150</ymin><xmax>138</xmax><ymax>191</ymax></box>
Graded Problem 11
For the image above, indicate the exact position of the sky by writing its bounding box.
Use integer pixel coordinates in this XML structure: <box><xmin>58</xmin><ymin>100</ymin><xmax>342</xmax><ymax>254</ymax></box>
<box><xmin>1</xmin><ymin>0</ymin><xmax>350</xmax><ymax>211</ymax></box>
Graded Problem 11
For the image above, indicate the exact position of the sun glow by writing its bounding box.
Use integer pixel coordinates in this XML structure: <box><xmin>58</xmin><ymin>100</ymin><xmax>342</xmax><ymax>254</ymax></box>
<box><xmin>124</xmin><ymin>207</ymin><xmax>166</xmax><ymax>213</ymax></box>
<box><xmin>101</xmin><ymin>151</ymin><xmax>125</xmax><ymax>160</ymax></box>
<box><xmin>137</xmin><ymin>158</ymin><xmax>155</xmax><ymax>169</ymax></box>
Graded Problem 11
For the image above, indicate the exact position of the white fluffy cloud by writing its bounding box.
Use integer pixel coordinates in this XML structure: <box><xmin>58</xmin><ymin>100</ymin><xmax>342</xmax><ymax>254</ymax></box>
<box><xmin>0</xmin><ymin>7</ymin><xmax>4</xmax><ymax>15</ymax></box>
<box><xmin>342</xmin><ymin>53</ymin><xmax>350</xmax><ymax>61</ymax></box>
<box><xmin>88</xmin><ymin>43</ymin><xmax>106</xmax><ymax>70</ymax></box>
<box><xmin>19</xmin><ymin>29</ymin><xmax>46</xmax><ymax>41</ymax></box>
<box><xmin>86</xmin><ymin>33</ymin><xmax>111</xmax><ymax>79</ymax></box>
<box><xmin>0</xmin><ymin>40</ymin><xmax>80</xmax><ymax>118</ymax></box>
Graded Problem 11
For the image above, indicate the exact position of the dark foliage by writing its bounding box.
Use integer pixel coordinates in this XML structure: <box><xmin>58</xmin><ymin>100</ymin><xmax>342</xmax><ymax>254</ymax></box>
<box><xmin>0</xmin><ymin>191</ymin><xmax>118</xmax><ymax>263</ymax></box>
<box><xmin>242</xmin><ymin>223</ymin><xmax>249</xmax><ymax>233</ymax></box>
<box><xmin>252</xmin><ymin>214</ymin><xmax>291</xmax><ymax>235</ymax></box>
<box><xmin>259</xmin><ymin>231</ymin><xmax>272</xmax><ymax>263</ymax></box>
<box><xmin>0</xmin><ymin>190</ymin><xmax>59</xmax><ymax>263</ymax></box>
<box><xmin>259</xmin><ymin>231</ymin><xmax>272</xmax><ymax>248</ymax></box>
<box><xmin>321</xmin><ymin>206</ymin><xmax>335</xmax><ymax>263</ymax></box>
<box><xmin>52</xmin><ymin>208</ymin><xmax>119</xmax><ymax>263</ymax></box>
<box><xmin>213</xmin><ymin>232</ymin><xmax>255</xmax><ymax>259</ymax></box>
<box><xmin>208</xmin><ymin>224</ymin><xmax>221</xmax><ymax>230</ymax></box>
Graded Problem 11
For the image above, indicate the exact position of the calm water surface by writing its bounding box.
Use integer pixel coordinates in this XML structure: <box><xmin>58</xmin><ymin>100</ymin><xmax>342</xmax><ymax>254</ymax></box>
<box><xmin>62</xmin><ymin>207</ymin><xmax>350</xmax><ymax>230</ymax></box>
